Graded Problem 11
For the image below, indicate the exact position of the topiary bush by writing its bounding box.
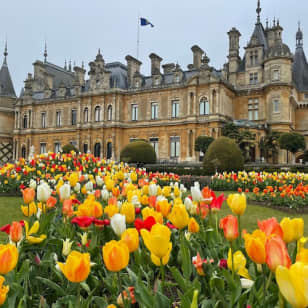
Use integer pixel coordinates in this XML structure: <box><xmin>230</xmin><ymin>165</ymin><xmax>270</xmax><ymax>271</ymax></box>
<box><xmin>203</xmin><ymin>136</ymin><xmax>244</xmax><ymax>175</ymax></box>
<box><xmin>120</xmin><ymin>141</ymin><xmax>156</xmax><ymax>164</ymax></box>
<box><xmin>62</xmin><ymin>144</ymin><xmax>79</xmax><ymax>154</ymax></box>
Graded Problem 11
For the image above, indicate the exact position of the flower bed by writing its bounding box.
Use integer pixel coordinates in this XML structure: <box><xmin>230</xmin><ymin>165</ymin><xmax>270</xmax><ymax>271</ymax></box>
<box><xmin>0</xmin><ymin>153</ymin><xmax>307</xmax><ymax>307</ymax></box>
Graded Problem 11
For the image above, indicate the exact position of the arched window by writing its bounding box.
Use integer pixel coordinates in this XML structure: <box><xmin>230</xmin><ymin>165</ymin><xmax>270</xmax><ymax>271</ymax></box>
<box><xmin>94</xmin><ymin>106</ymin><xmax>101</xmax><ymax>122</ymax></box>
<box><xmin>107</xmin><ymin>105</ymin><xmax>112</xmax><ymax>121</ymax></box>
<box><xmin>83</xmin><ymin>143</ymin><xmax>88</xmax><ymax>153</ymax></box>
<box><xmin>84</xmin><ymin>108</ymin><xmax>89</xmax><ymax>123</ymax></box>
<box><xmin>23</xmin><ymin>114</ymin><xmax>28</xmax><ymax>129</ymax></box>
<box><xmin>199</xmin><ymin>98</ymin><xmax>209</xmax><ymax>115</ymax></box>
<box><xmin>94</xmin><ymin>143</ymin><xmax>101</xmax><ymax>157</ymax></box>
<box><xmin>21</xmin><ymin>146</ymin><xmax>26</xmax><ymax>158</ymax></box>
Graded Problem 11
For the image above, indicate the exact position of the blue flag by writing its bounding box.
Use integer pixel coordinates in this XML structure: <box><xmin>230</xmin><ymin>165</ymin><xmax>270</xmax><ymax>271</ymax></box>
<box><xmin>140</xmin><ymin>17</ymin><xmax>154</xmax><ymax>27</ymax></box>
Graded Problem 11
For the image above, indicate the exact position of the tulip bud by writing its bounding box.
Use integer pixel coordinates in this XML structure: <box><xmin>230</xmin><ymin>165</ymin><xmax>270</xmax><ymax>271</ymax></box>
<box><xmin>79</xmin><ymin>233</ymin><xmax>88</xmax><ymax>246</ymax></box>
<box><xmin>9</xmin><ymin>221</ymin><xmax>23</xmax><ymax>243</ymax></box>
<box><xmin>59</xmin><ymin>183</ymin><xmax>71</xmax><ymax>200</ymax></box>
<box><xmin>111</xmin><ymin>214</ymin><xmax>126</xmax><ymax>237</ymax></box>
<box><xmin>62</xmin><ymin>238</ymin><xmax>73</xmax><ymax>256</ymax></box>
<box><xmin>240</xmin><ymin>278</ymin><xmax>254</xmax><ymax>289</ymax></box>
<box><xmin>29</xmin><ymin>179</ymin><xmax>37</xmax><ymax>189</ymax></box>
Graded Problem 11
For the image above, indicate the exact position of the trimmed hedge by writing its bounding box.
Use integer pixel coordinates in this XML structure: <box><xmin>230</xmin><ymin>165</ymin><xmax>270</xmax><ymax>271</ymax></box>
<box><xmin>120</xmin><ymin>141</ymin><xmax>156</xmax><ymax>164</ymax></box>
<box><xmin>203</xmin><ymin>136</ymin><xmax>244</xmax><ymax>175</ymax></box>
<box><xmin>62</xmin><ymin>144</ymin><xmax>79</xmax><ymax>154</ymax></box>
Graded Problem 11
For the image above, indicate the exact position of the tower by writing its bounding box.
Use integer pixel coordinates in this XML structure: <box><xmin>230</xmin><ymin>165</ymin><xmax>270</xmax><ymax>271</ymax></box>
<box><xmin>227</xmin><ymin>27</ymin><xmax>241</xmax><ymax>74</ymax></box>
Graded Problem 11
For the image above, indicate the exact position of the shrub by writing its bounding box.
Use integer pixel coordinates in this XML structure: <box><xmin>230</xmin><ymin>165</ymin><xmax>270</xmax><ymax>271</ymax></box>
<box><xmin>120</xmin><ymin>141</ymin><xmax>156</xmax><ymax>164</ymax></box>
<box><xmin>62</xmin><ymin>144</ymin><xmax>79</xmax><ymax>154</ymax></box>
<box><xmin>203</xmin><ymin>136</ymin><xmax>244</xmax><ymax>174</ymax></box>
<box><xmin>194</xmin><ymin>136</ymin><xmax>214</xmax><ymax>153</ymax></box>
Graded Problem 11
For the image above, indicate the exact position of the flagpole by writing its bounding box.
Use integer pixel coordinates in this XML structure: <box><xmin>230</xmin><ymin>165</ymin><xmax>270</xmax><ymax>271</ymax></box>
<box><xmin>137</xmin><ymin>14</ymin><xmax>140</xmax><ymax>59</ymax></box>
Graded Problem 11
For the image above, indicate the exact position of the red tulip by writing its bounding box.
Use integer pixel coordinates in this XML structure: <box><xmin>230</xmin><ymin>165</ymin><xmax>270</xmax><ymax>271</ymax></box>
<box><xmin>71</xmin><ymin>216</ymin><xmax>94</xmax><ymax>229</ymax></box>
<box><xmin>258</xmin><ymin>218</ymin><xmax>283</xmax><ymax>238</ymax></box>
<box><xmin>219</xmin><ymin>215</ymin><xmax>239</xmax><ymax>241</ymax></box>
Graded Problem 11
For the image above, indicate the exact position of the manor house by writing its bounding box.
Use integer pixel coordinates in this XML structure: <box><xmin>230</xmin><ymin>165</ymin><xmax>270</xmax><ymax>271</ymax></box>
<box><xmin>0</xmin><ymin>1</ymin><xmax>308</xmax><ymax>163</ymax></box>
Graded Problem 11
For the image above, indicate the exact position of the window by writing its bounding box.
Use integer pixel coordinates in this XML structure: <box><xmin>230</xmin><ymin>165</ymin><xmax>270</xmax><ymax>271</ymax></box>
<box><xmin>248</xmin><ymin>99</ymin><xmax>259</xmax><ymax>120</ymax></box>
<box><xmin>70</xmin><ymin>141</ymin><xmax>77</xmax><ymax>147</ymax></box>
<box><xmin>273</xmin><ymin>70</ymin><xmax>280</xmax><ymax>81</ymax></box>
<box><xmin>149</xmin><ymin>137</ymin><xmax>159</xmax><ymax>156</ymax></box>
<box><xmin>172</xmin><ymin>100</ymin><xmax>179</xmax><ymax>118</ymax></box>
<box><xmin>83</xmin><ymin>143</ymin><xmax>88</xmax><ymax>153</ymax></box>
<box><xmin>135</xmin><ymin>80</ymin><xmax>140</xmax><ymax>88</ymax></box>
<box><xmin>56</xmin><ymin>111</ymin><xmax>61</xmax><ymax>127</ymax></box>
<box><xmin>254</xmin><ymin>50</ymin><xmax>258</xmax><ymax>65</ymax></box>
<box><xmin>250</xmin><ymin>50</ymin><xmax>258</xmax><ymax>66</ymax></box>
<box><xmin>249</xmin><ymin>72</ymin><xmax>258</xmax><ymax>85</ymax></box>
<box><xmin>199</xmin><ymin>98</ymin><xmax>210</xmax><ymax>115</ymax></box>
<box><xmin>23</xmin><ymin>114</ymin><xmax>28</xmax><ymax>129</ymax></box>
<box><xmin>41</xmin><ymin>112</ymin><xmax>46</xmax><ymax>128</ymax></box>
<box><xmin>71</xmin><ymin>109</ymin><xmax>77</xmax><ymax>125</ymax></box>
<box><xmin>94</xmin><ymin>106</ymin><xmax>101</xmax><ymax>122</ymax></box>
<box><xmin>250</xmin><ymin>52</ymin><xmax>253</xmax><ymax>66</ymax></box>
<box><xmin>170</xmin><ymin>136</ymin><xmax>180</xmax><ymax>158</ymax></box>
<box><xmin>175</xmin><ymin>74</ymin><xmax>180</xmax><ymax>83</ymax></box>
<box><xmin>151</xmin><ymin>103</ymin><xmax>158</xmax><ymax>120</ymax></box>
<box><xmin>305</xmin><ymin>93</ymin><xmax>308</xmax><ymax>100</ymax></box>
<box><xmin>131</xmin><ymin>104</ymin><xmax>138</xmax><ymax>121</ymax></box>
<box><xmin>40</xmin><ymin>143</ymin><xmax>46</xmax><ymax>154</ymax></box>
<box><xmin>54</xmin><ymin>142</ymin><xmax>61</xmax><ymax>153</ymax></box>
<box><xmin>273</xmin><ymin>99</ymin><xmax>280</xmax><ymax>113</ymax></box>
<box><xmin>107</xmin><ymin>105</ymin><xmax>112</xmax><ymax>121</ymax></box>
<box><xmin>84</xmin><ymin>108</ymin><xmax>88</xmax><ymax>123</ymax></box>
<box><xmin>154</xmin><ymin>78</ymin><xmax>159</xmax><ymax>86</ymax></box>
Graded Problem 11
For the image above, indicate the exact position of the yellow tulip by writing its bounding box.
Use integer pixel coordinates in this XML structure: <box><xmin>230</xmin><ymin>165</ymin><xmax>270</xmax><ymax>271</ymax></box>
<box><xmin>0</xmin><ymin>244</ymin><xmax>18</xmax><ymax>274</ymax></box>
<box><xmin>244</xmin><ymin>230</ymin><xmax>266</xmax><ymax>264</ymax></box>
<box><xmin>121</xmin><ymin>228</ymin><xmax>139</xmax><ymax>252</ymax></box>
<box><xmin>168</xmin><ymin>203</ymin><xmax>189</xmax><ymax>229</ymax></box>
<box><xmin>21</xmin><ymin>202</ymin><xmax>37</xmax><ymax>217</ymax></box>
<box><xmin>227</xmin><ymin>193</ymin><xmax>246</xmax><ymax>216</ymax></box>
<box><xmin>24</xmin><ymin>221</ymin><xmax>47</xmax><ymax>244</ymax></box>
<box><xmin>227</xmin><ymin>249</ymin><xmax>250</xmax><ymax>279</ymax></box>
<box><xmin>142</xmin><ymin>207</ymin><xmax>163</xmax><ymax>224</ymax></box>
<box><xmin>69</xmin><ymin>172</ymin><xmax>79</xmax><ymax>187</ymax></box>
<box><xmin>104</xmin><ymin>204</ymin><xmax>119</xmax><ymax>218</ymax></box>
<box><xmin>0</xmin><ymin>276</ymin><xmax>9</xmax><ymax>306</ymax></box>
<box><xmin>120</xmin><ymin>203</ymin><xmax>135</xmax><ymax>224</ymax></box>
<box><xmin>276</xmin><ymin>262</ymin><xmax>308</xmax><ymax>308</ymax></box>
<box><xmin>156</xmin><ymin>200</ymin><xmax>171</xmax><ymax>217</ymax></box>
<box><xmin>103</xmin><ymin>240</ymin><xmax>129</xmax><ymax>272</ymax></box>
<box><xmin>188</xmin><ymin>217</ymin><xmax>200</xmax><ymax>233</ymax></box>
<box><xmin>141</xmin><ymin>224</ymin><xmax>172</xmax><ymax>266</ymax></box>
<box><xmin>57</xmin><ymin>251</ymin><xmax>90</xmax><ymax>283</ymax></box>
<box><xmin>280</xmin><ymin>217</ymin><xmax>304</xmax><ymax>243</ymax></box>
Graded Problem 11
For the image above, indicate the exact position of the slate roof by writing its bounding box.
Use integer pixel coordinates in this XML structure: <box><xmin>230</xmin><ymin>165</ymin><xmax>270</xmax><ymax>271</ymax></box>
<box><xmin>106</xmin><ymin>62</ymin><xmax>128</xmax><ymax>89</ymax></box>
<box><xmin>292</xmin><ymin>46</ymin><xmax>308</xmax><ymax>91</ymax></box>
<box><xmin>44</xmin><ymin>61</ymin><xmax>75</xmax><ymax>88</ymax></box>
<box><xmin>0</xmin><ymin>60</ymin><xmax>16</xmax><ymax>97</ymax></box>
<box><xmin>247</xmin><ymin>23</ymin><xmax>268</xmax><ymax>50</ymax></box>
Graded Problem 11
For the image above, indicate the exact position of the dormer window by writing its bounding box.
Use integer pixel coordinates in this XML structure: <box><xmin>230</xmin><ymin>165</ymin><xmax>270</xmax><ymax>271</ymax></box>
<box><xmin>135</xmin><ymin>80</ymin><xmax>140</xmax><ymax>88</ymax></box>
<box><xmin>154</xmin><ymin>78</ymin><xmax>159</xmax><ymax>86</ymax></box>
<box><xmin>175</xmin><ymin>74</ymin><xmax>180</xmax><ymax>83</ymax></box>
<box><xmin>249</xmin><ymin>72</ymin><xmax>258</xmax><ymax>85</ymax></box>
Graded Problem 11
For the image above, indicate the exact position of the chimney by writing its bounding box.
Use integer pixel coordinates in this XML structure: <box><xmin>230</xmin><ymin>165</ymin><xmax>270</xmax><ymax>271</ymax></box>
<box><xmin>74</xmin><ymin>66</ymin><xmax>86</xmax><ymax>86</ymax></box>
<box><xmin>125</xmin><ymin>55</ymin><xmax>142</xmax><ymax>87</ymax></box>
<box><xmin>162</xmin><ymin>63</ymin><xmax>175</xmax><ymax>74</ymax></box>
<box><xmin>149</xmin><ymin>53</ymin><xmax>163</xmax><ymax>75</ymax></box>
<box><xmin>191</xmin><ymin>45</ymin><xmax>204</xmax><ymax>69</ymax></box>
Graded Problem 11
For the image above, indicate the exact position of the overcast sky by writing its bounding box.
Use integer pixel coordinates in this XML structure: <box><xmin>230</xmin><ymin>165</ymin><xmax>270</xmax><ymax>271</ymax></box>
<box><xmin>1</xmin><ymin>0</ymin><xmax>307</xmax><ymax>94</ymax></box>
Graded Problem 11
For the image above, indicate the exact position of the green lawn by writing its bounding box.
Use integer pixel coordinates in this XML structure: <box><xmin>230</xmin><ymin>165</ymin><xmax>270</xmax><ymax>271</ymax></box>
<box><xmin>0</xmin><ymin>194</ymin><xmax>308</xmax><ymax>243</ymax></box>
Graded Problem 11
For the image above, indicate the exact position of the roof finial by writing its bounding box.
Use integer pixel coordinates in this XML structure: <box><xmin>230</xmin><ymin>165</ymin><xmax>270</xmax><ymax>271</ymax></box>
<box><xmin>273</xmin><ymin>17</ymin><xmax>276</xmax><ymax>27</ymax></box>
<box><xmin>3</xmin><ymin>38</ymin><xmax>8</xmax><ymax>65</ymax></box>
<box><xmin>256</xmin><ymin>0</ymin><xmax>261</xmax><ymax>23</ymax></box>
<box><xmin>82</xmin><ymin>61</ymin><xmax>84</xmax><ymax>69</ymax></box>
<box><xmin>64</xmin><ymin>59</ymin><xmax>67</xmax><ymax>70</ymax></box>
<box><xmin>296</xmin><ymin>20</ymin><xmax>303</xmax><ymax>48</ymax></box>
<box><xmin>266</xmin><ymin>18</ymin><xmax>269</xmax><ymax>29</ymax></box>
<box><xmin>69</xmin><ymin>59</ymin><xmax>72</xmax><ymax>71</ymax></box>
<box><xmin>44</xmin><ymin>41</ymin><xmax>48</xmax><ymax>63</ymax></box>
<box><xmin>98</xmin><ymin>48</ymin><xmax>101</xmax><ymax>55</ymax></box>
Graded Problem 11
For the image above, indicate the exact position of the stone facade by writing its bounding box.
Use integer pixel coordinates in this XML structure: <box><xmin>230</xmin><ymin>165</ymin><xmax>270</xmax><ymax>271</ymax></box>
<box><xmin>3</xmin><ymin>3</ymin><xmax>308</xmax><ymax>163</ymax></box>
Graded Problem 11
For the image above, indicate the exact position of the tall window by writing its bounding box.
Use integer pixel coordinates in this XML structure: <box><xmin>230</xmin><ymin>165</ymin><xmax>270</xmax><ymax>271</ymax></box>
<box><xmin>40</xmin><ymin>143</ymin><xmax>46</xmax><ymax>154</ymax></box>
<box><xmin>71</xmin><ymin>109</ymin><xmax>77</xmax><ymax>125</ymax></box>
<box><xmin>84</xmin><ymin>108</ymin><xmax>89</xmax><ymax>123</ymax></box>
<box><xmin>273</xmin><ymin>70</ymin><xmax>280</xmax><ymax>81</ymax></box>
<box><xmin>83</xmin><ymin>143</ymin><xmax>88</xmax><ymax>153</ymax></box>
<box><xmin>23</xmin><ymin>114</ymin><xmax>28</xmax><ymax>129</ymax></box>
<box><xmin>170</xmin><ymin>136</ymin><xmax>180</xmax><ymax>158</ymax></box>
<box><xmin>171</xmin><ymin>100</ymin><xmax>179</xmax><ymax>118</ymax></box>
<box><xmin>273</xmin><ymin>99</ymin><xmax>280</xmax><ymax>113</ymax></box>
<box><xmin>199</xmin><ymin>98</ymin><xmax>210</xmax><ymax>115</ymax></box>
<box><xmin>151</xmin><ymin>103</ymin><xmax>158</xmax><ymax>120</ymax></box>
<box><xmin>249</xmin><ymin>72</ymin><xmax>258</xmax><ymax>85</ymax></box>
<box><xmin>248</xmin><ymin>99</ymin><xmax>259</xmax><ymax>120</ymax></box>
<box><xmin>250</xmin><ymin>50</ymin><xmax>258</xmax><ymax>66</ymax></box>
<box><xmin>107</xmin><ymin>105</ymin><xmax>112</xmax><ymax>121</ymax></box>
<box><xmin>254</xmin><ymin>50</ymin><xmax>258</xmax><ymax>65</ymax></box>
<box><xmin>94</xmin><ymin>106</ymin><xmax>101</xmax><ymax>122</ymax></box>
<box><xmin>131</xmin><ymin>104</ymin><xmax>138</xmax><ymax>121</ymax></box>
<box><xmin>56</xmin><ymin>111</ymin><xmax>61</xmax><ymax>127</ymax></box>
<box><xmin>41</xmin><ymin>112</ymin><xmax>46</xmax><ymax>128</ymax></box>
<box><xmin>149</xmin><ymin>137</ymin><xmax>159</xmax><ymax>156</ymax></box>
<box><xmin>70</xmin><ymin>141</ymin><xmax>77</xmax><ymax>147</ymax></box>
<box><xmin>54</xmin><ymin>142</ymin><xmax>61</xmax><ymax>153</ymax></box>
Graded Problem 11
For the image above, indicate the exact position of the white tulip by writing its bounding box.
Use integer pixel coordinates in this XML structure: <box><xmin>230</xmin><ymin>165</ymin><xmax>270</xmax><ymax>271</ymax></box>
<box><xmin>74</xmin><ymin>183</ymin><xmax>81</xmax><ymax>193</ymax></box>
<box><xmin>37</xmin><ymin>182</ymin><xmax>51</xmax><ymax>202</ymax></box>
<box><xmin>101</xmin><ymin>189</ymin><xmax>109</xmax><ymax>201</ymax></box>
<box><xmin>131</xmin><ymin>195</ymin><xmax>140</xmax><ymax>207</ymax></box>
<box><xmin>85</xmin><ymin>181</ymin><xmax>93</xmax><ymax>192</ymax></box>
<box><xmin>95</xmin><ymin>176</ymin><xmax>103</xmax><ymax>187</ymax></box>
<box><xmin>29</xmin><ymin>179</ymin><xmax>37</xmax><ymax>189</ymax></box>
<box><xmin>59</xmin><ymin>183</ymin><xmax>71</xmax><ymax>200</ymax></box>
<box><xmin>62</xmin><ymin>238</ymin><xmax>73</xmax><ymax>256</ymax></box>
<box><xmin>240</xmin><ymin>278</ymin><xmax>254</xmax><ymax>289</ymax></box>
<box><xmin>156</xmin><ymin>195</ymin><xmax>167</xmax><ymax>203</ymax></box>
<box><xmin>191</xmin><ymin>185</ymin><xmax>203</xmax><ymax>202</ymax></box>
<box><xmin>184</xmin><ymin>197</ymin><xmax>194</xmax><ymax>211</ymax></box>
<box><xmin>149</xmin><ymin>183</ymin><xmax>158</xmax><ymax>196</ymax></box>
<box><xmin>180</xmin><ymin>184</ymin><xmax>187</xmax><ymax>193</ymax></box>
<box><xmin>110</xmin><ymin>214</ymin><xmax>126</xmax><ymax>237</ymax></box>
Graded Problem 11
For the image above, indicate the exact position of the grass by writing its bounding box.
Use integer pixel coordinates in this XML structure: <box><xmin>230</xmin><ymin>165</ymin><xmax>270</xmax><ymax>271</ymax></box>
<box><xmin>0</xmin><ymin>193</ymin><xmax>308</xmax><ymax>243</ymax></box>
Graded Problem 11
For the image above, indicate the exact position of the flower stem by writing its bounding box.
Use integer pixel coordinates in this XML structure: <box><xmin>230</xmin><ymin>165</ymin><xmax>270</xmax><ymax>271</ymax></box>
<box><xmin>117</xmin><ymin>271</ymin><xmax>127</xmax><ymax>308</ymax></box>
<box><xmin>237</xmin><ymin>214</ymin><xmax>242</xmax><ymax>246</ymax></box>
<box><xmin>230</xmin><ymin>241</ymin><xmax>235</xmax><ymax>279</ymax></box>
<box><xmin>76</xmin><ymin>283</ymin><xmax>81</xmax><ymax>308</ymax></box>
<box><xmin>160</xmin><ymin>259</ymin><xmax>165</xmax><ymax>293</ymax></box>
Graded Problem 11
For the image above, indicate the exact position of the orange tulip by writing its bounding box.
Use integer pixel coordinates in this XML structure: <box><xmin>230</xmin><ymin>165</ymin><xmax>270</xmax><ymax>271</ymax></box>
<box><xmin>244</xmin><ymin>229</ymin><xmax>266</xmax><ymax>264</ymax></box>
<box><xmin>265</xmin><ymin>235</ymin><xmax>291</xmax><ymax>272</ymax></box>
<box><xmin>117</xmin><ymin>287</ymin><xmax>136</xmax><ymax>306</ymax></box>
<box><xmin>57</xmin><ymin>251</ymin><xmax>90</xmax><ymax>283</ymax></box>
<box><xmin>121</xmin><ymin>228</ymin><xmax>139</xmax><ymax>253</ymax></box>
<box><xmin>103</xmin><ymin>240</ymin><xmax>129</xmax><ymax>272</ymax></box>
<box><xmin>219</xmin><ymin>215</ymin><xmax>239</xmax><ymax>241</ymax></box>
<box><xmin>0</xmin><ymin>244</ymin><xmax>18</xmax><ymax>274</ymax></box>
<box><xmin>62</xmin><ymin>199</ymin><xmax>74</xmax><ymax>217</ymax></box>
<box><xmin>0</xmin><ymin>275</ymin><xmax>9</xmax><ymax>306</ymax></box>
<box><xmin>156</xmin><ymin>200</ymin><xmax>171</xmax><ymax>217</ymax></box>
<box><xmin>258</xmin><ymin>217</ymin><xmax>283</xmax><ymax>238</ymax></box>
<box><xmin>46</xmin><ymin>196</ymin><xmax>57</xmax><ymax>209</ymax></box>
<box><xmin>9</xmin><ymin>221</ymin><xmax>23</xmax><ymax>243</ymax></box>
<box><xmin>188</xmin><ymin>217</ymin><xmax>200</xmax><ymax>233</ymax></box>
<box><xmin>22</xmin><ymin>188</ymin><xmax>35</xmax><ymax>204</ymax></box>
